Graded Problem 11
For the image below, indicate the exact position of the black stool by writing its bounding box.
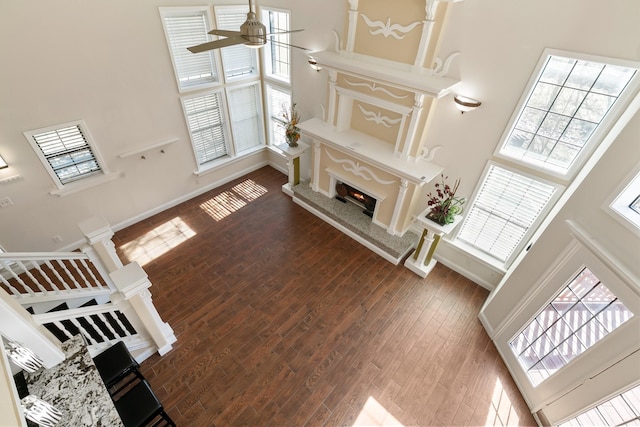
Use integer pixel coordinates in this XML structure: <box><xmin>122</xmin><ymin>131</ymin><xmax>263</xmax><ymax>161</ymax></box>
<box><xmin>114</xmin><ymin>379</ymin><xmax>175</xmax><ymax>427</ymax></box>
<box><xmin>93</xmin><ymin>341</ymin><xmax>144</xmax><ymax>395</ymax></box>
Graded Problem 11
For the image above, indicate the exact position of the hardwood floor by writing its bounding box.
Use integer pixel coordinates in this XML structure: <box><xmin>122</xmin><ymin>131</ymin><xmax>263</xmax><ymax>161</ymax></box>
<box><xmin>113</xmin><ymin>166</ymin><xmax>536</xmax><ymax>426</ymax></box>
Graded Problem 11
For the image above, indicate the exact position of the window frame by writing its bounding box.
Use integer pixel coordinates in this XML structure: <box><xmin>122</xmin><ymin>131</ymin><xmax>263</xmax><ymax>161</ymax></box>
<box><xmin>23</xmin><ymin>120</ymin><xmax>110</xmax><ymax>191</ymax></box>
<box><xmin>455</xmin><ymin>161</ymin><xmax>563</xmax><ymax>268</ymax></box>
<box><xmin>494</xmin><ymin>48</ymin><xmax>640</xmax><ymax>182</ymax></box>
<box><xmin>159</xmin><ymin>6</ymin><xmax>221</xmax><ymax>93</ymax></box>
<box><xmin>605</xmin><ymin>166</ymin><xmax>640</xmax><ymax>236</ymax></box>
<box><xmin>260</xmin><ymin>6</ymin><xmax>292</xmax><ymax>85</ymax></box>
<box><xmin>213</xmin><ymin>5</ymin><xmax>259</xmax><ymax>83</ymax></box>
<box><xmin>225</xmin><ymin>81</ymin><xmax>265</xmax><ymax>154</ymax></box>
<box><xmin>180</xmin><ymin>88</ymin><xmax>233</xmax><ymax>171</ymax></box>
<box><xmin>264</xmin><ymin>83</ymin><xmax>292</xmax><ymax>146</ymax></box>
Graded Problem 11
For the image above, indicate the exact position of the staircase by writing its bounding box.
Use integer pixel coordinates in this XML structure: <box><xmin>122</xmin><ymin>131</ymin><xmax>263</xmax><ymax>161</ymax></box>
<box><xmin>0</xmin><ymin>217</ymin><xmax>176</xmax><ymax>362</ymax></box>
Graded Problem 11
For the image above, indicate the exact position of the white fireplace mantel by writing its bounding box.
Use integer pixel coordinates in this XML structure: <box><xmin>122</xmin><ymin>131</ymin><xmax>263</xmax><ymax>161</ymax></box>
<box><xmin>298</xmin><ymin>118</ymin><xmax>443</xmax><ymax>185</ymax></box>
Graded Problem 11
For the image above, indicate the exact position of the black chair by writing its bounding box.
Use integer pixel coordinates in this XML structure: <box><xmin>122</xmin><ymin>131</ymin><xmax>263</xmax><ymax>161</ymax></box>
<box><xmin>93</xmin><ymin>341</ymin><xmax>144</xmax><ymax>395</ymax></box>
<box><xmin>114</xmin><ymin>379</ymin><xmax>175</xmax><ymax>427</ymax></box>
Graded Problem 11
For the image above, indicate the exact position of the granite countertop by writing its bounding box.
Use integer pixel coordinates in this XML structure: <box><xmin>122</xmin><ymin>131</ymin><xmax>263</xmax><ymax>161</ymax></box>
<box><xmin>25</xmin><ymin>335</ymin><xmax>124</xmax><ymax>427</ymax></box>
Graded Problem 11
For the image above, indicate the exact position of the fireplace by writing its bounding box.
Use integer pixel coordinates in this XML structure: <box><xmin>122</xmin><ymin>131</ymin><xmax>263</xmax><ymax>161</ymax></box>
<box><xmin>335</xmin><ymin>182</ymin><xmax>376</xmax><ymax>217</ymax></box>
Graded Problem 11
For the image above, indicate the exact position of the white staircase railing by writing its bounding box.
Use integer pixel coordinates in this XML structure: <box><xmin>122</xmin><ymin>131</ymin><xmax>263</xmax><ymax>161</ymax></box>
<box><xmin>0</xmin><ymin>252</ymin><xmax>111</xmax><ymax>304</ymax></box>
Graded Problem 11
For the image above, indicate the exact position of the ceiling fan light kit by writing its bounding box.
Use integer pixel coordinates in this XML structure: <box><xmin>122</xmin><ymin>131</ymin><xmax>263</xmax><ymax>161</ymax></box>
<box><xmin>240</xmin><ymin>11</ymin><xmax>267</xmax><ymax>48</ymax></box>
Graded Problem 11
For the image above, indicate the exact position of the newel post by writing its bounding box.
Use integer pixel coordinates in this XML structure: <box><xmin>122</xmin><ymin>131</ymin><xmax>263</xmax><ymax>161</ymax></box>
<box><xmin>78</xmin><ymin>216</ymin><xmax>176</xmax><ymax>356</ymax></box>
<box><xmin>110</xmin><ymin>264</ymin><xmax>177</xmax><ymax>356</ymax></box>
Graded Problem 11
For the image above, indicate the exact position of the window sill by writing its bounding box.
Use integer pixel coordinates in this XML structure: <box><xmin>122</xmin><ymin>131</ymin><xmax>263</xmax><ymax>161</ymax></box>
<box><xmin>194</xmin><ymin>146</ymin><xmax>266</xmax><ymax>177</ymax></box>
<box><xmin>447</xmin><ymin>239</ymin><xmax>508</xmax><ymax>275</ymax></box>
<box><xmin>49</xmin><ymin>172</ymin><xmax>119</xmax><ymax>198</ymax></box>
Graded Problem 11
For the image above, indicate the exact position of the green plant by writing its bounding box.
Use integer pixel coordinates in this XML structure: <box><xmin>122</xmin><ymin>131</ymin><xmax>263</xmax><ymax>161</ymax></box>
<box><xmin>426</xmin><ymin>175</ymin><xmax>465</xmax><ymax>225</ymax></box>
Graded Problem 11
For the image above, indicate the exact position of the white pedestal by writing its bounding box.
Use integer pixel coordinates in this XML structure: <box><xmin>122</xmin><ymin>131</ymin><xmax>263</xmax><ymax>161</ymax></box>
<box><xmin>404</xmin><ymin>210</ymin><xmax>462</xmax><ymax>278</ymax></box>
<box><xmin>277</xmin><ymin>142</ymin><xmax>310</xmax><ymax>196</ymax></box>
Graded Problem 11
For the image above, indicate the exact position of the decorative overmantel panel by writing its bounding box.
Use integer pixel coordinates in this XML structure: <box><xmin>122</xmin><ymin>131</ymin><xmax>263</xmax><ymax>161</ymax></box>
<box><xmin>296</xmin><ymin>0</ymin><xmax>461</xmax><ymax>240</ymax></box>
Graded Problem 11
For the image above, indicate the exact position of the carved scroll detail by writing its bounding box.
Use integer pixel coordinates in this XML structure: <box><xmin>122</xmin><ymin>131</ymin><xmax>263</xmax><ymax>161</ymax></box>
<box><xmin>420</xmin><ymin>145</ymin><xmax>442</xmax><ymax>162</ymax></box>
<box><xmin>344</xmin><ymin>78</ymin><xmax>409</xmax><ymax>99</ymax></box>
<box><xmin>360</xmin><ymin>14</ymin><xmax>422</xmax><ymax>40</ymax></box>
<box><xmin>431</xmin><ymin>52</ymin><xmax>460</xmax><ymax>77</ymax></box>
<box><xmin>357</xmin><ymin>105</ymin><xmax>402</xmax><ymax>128</ymax></box>
<box><xmin>326</xmin><ymin>150</ymin><xmax>396</xmax><ymax>185</ymax></box>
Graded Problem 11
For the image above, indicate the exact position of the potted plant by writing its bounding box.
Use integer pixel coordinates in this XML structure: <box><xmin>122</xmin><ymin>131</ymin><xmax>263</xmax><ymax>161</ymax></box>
<box><xmin>282</xmin><ymin>103</ymin><xmax>301</xmax><ymax>147</ymax></box>
<box><xmin>426</xmin><ymin>174</ymin><xmax>465</xmax><ymax>225</ymax></box>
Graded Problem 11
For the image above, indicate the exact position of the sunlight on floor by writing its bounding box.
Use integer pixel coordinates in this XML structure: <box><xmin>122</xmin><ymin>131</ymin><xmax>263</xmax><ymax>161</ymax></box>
<box><xmin>353</xmin><ymin>396</ymin><xmax>404</xmax><ymax>426</ymax></box>
<box><xmin>200</xmin><ymin>179</ymin><xmax>268</xmax><ymax>221</ymax></box>
<box><xmin>485</xmin><ymin>378</ymin><xmax>520</xmax><ymax>426</ymax></box>
<box><xmin>120</xmin><ymin>217</ymin><xmax>196</xmax><ymax>266</ymax></box>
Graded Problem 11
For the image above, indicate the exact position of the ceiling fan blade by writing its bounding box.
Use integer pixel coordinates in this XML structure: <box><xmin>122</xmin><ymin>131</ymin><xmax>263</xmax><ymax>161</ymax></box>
<box><xmin>268</xmin><ymin>38</ymin><xmax>311</xmax><ymax>51</ymax></box>
<box><xmin>208</xmin><ymin>29</ymin><xmax>243</xmax><ymax>38</ymax></box>
<box><xmin>188</xmin><ymin>37</ymin><xmax>245</xmax><ymax>53</ymax></box>
<box><xmin>266</xmin><ymin>29</ymin><xmax>304</xmax><ymax>36</ymax></box>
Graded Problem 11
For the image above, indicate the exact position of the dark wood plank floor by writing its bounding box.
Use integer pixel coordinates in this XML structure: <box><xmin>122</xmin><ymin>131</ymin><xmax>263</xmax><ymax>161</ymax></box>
<box><xmin>113</xmin><ymin>166</ymin><xmax>536</xmax><ymax>426</ymax></box>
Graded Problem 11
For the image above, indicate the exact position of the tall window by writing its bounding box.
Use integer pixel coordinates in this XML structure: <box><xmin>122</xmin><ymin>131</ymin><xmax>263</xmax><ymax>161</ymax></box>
<box><xmin>227</xmin><ymin>83</ymin><xmax>264</xmax><ymax>153</ymax></box>
<box><xmin>182</xmin><ymin>91</ymin><xmax>229</xmax><ymax>166</ymax></box>
<box><xmin>160</xmin><ymin>7</ymin><xmax>219</xmax><ymax>91</ymax></box>
<box><xmin>457</xmin><ymin>50</ymin><xmax>640</xmax><ymax>266</ymax></box>
<box><xmin>214</xmin><ymin>5</ymin><xmax>258</xmax><ymax>81</ymax></box>
<box><xmin>558</xmin><ymin>383</ymin><xmax>640</xmax><ymax>426</ymax></box>
<box><xmin>261</xmin><ymin>7</ymin><xmax>292</xmax><ymax>146</ymax></box>
<box><xmin>262</xmin><ymin>8</ymin><xmax>291</xmax><ymax>83</ymax></box>
<box><xmin>510</xmin><ymin>267</ymin><xmax>634</xmax><ymax>387</ymax></box>
<box><xmin>457</xmin><ymin>164</ymin><xmax>559</xmax><ymax>264</ymax></box>
<box><xmin>24</xmin><ymin>121</ymin><xmax>105</xmax><ymax>188</ymax></box>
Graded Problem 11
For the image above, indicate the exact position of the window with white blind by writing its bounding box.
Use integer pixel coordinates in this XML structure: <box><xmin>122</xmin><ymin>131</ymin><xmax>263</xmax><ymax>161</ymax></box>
<box><xmin>261</xmin><ymin>8</ymin><xmax>291</xmax><ymax>83</ymax></box>
<box><xmin>214</xmin><ymin>5</ymin><xmax>258</xmax><ymax>82</ymax></box>
<box><xmin>457</xmin><ymin>163</ymin><xmax>560</xmax><ymax>265</ymax></box>
<box><xmin>24</xmin><ymin>121</ymin><xmax>105</xmax><ymax>188</ymax></box>
<box><xmin>182</xmin><ymin>91</ymin><xmax>230</xmax><ymax>167</ymax></box>
<box><xmin>160</xmin><ymin>7</ymin><xmax>219</xmax><ymax>92</ymax></box>
<box><xmin>457</xmin><ymin>50</ymin><xmax>639</xmax><ymax>267</ymax></box>
<box><xmin>227</xmin><ymin>83</ymin><xmax>264</xmax><ymax>153</ymax></box>
<box><xmin>265</xmin><ymin>84</ymin><xmax>291</xmax><ymax>146</ymax></box>
<box><xmin>558</xmin><ymin>383</ymin><xmax>640</xmax><ymax>426</ymax></box>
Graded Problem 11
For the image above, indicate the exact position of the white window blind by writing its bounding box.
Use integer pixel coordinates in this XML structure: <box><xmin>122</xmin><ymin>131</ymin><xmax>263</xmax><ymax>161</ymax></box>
<box><xmin>266</xmin><ymin>84</ymin><xmax>291</xmax><ymax>145</ymax></box>
<box><xmin>215</xmin><ymin>6</ymin><xmax>257</xmax><ymax>81</ymax></box>
<box><xmin>26</xmin><ymin>123</ymin><xmax>101</xmax><ymax>185</ymax></box>
<box><xmin>161</xmin><ymin>8</ymin><xmax>218</xmax><ymax>90</ymax></box>
<box><xmin>183</xmin><ymin>92</ymin><xmax>228</xmax><ymax>165</ymax></box>
<box><xmin>227</xmin><ymin>84</ymin><xmax>263</xmax><ymax>153</ymax></box>
<box><xmin>457</xmin><ymin>164</ymin><xmax>558</xmax><ymax>263</ymax></box>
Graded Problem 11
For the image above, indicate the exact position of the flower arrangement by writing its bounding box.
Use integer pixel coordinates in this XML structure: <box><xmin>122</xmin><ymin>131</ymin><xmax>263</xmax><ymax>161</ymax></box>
<box><xmin>426</xmin><ymin>174</ymin><xmax>465</xmax><ymax>225</ymax></box>
<box><xmin>282</xmin><ymin>103</ymin><xmax>301</xmax><ymax>147</ymax></box>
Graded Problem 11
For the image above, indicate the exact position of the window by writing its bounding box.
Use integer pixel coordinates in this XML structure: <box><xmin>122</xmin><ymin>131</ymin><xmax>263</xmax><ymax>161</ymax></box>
<box><xmin>160</xmin><ymin>7</ymin><xmax>219</xmax><ymax>91</ymax></box>
<box><xmin>457</xmin><ymin>163</ymin><xmax>559</xmax><ymax>264</ymax></box>
<box><xmin>558</xmin><ymin>383</ymin><xmax>640</xmax><ymax>426</ymax></box>
<box><xmin>24</xmin><ymin>121</ymin><xmax>105</xmax><ymax>188</ymax></box>
<box><xmin>510</xmin><ymin>267</ymin><xmax>634</xmax><ymax>387</ymax></box>
<box><xmin>214</xmin><ymin>5</ymin><xmax>258</xmax><ymax>81</ymax></box>
<box><xmin>261</xmin><ymin>8</ymin><xmax>291</xmax><ymax>83</ymax></box>
<box><xmin>226</xmin><ymin>83</ymin><xmax>264</xmax><ymax>153</ymax></box>
<box><xmin>182</xmin><ymin>91</ymin><xmax>230</xmax><ymax>167</ymax></box>
<box><xmin>608</xmin><ymin>170</ymin><xmax>640</xmax><ymax>232</ymax></box>
<box><xmin>458</xmin><ymin>50</ymin><xmax>639</xmax><ymax>266</ymax></box>
<box><xmin>499</xmin><ymin>53</ymin><xmax>637</xmax><ymax>177</ymax></box>
<box><xmin>265</xmin><ymin>84</ymin><xmax>291</xmax><ymax>146</ymax></box>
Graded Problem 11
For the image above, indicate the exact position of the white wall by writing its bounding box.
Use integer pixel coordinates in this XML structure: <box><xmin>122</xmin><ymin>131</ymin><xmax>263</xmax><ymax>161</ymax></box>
<box><xmin>0</xmin><ymin>0</ymin><xmax>638</xmax><ymax>294</ymax></box>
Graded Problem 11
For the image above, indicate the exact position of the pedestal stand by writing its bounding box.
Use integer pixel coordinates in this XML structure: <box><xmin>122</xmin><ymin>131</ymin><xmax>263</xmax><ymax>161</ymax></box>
<box><xmin>277</xmin><ymin>141</ymin><xmax>310</xmax><ymax>196</ymax></box>
<box><xmin>404</xmin><ymin>209</ymin><xmax>462</xmax><ymax>278</ymax></box>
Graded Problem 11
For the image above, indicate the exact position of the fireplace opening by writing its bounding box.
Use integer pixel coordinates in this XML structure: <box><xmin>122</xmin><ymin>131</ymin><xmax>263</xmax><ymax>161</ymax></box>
<box><xmin>335</xmin><ymin>182</ymin><xmax>376</xmax><ymax>217</ymax></box>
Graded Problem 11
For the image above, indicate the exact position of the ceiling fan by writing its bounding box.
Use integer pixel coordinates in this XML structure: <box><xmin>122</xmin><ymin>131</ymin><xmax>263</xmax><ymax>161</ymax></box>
<box><xmin>187</xmin><ymin>0</ymin><xmax>307</xmax><ymax>53</ymax></box>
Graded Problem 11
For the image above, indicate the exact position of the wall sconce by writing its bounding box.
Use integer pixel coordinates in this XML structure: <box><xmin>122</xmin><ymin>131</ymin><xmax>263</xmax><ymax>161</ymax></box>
<box><xmin>453</xmin><ymin>95</ymin><xmax>481</xmax><ymax>114</ymax></box>
<box><xmin>0</xmin><ymin>154</ymin><xmax>7</xmax><ymax>169</ymax></box>
<box><xmin>308</xmin><ymin>57</ymin><xmax>322</xmax><ymax>72</ymax></box>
